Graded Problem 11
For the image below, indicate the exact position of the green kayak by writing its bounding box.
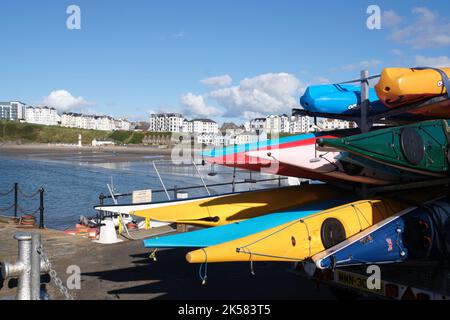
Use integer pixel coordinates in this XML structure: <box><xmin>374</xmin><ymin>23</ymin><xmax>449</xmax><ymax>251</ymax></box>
<box><xmin>318</xmin><ymin>120</ymin><xmax>450</xmax><ymax>177</ymax></box>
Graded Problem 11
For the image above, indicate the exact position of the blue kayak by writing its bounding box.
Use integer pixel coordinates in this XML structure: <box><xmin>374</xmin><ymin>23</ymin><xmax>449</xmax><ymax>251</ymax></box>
<box><xmin>143</xmin><ymin>197</ymin><xmax>355</xmax><ymax>249</ymax></box>
<box><xmin>313</xmin><ymin>197</ymin><xmax>450</xmax><ymax>269</ymax></box>
<box><xmin>300</xmin><ymin>84</ymin><xmax>388</xmax><ymax>115</ymax></box>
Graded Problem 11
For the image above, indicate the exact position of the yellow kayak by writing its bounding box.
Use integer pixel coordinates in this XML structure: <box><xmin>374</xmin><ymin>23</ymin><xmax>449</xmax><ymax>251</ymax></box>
<box><xmin>129</xmin><ymin>184</ymin><xmax>349</xmax><ymax>227</ymax></box>
<box><xmin>375</xmin><ymin>67</ymin><xmax>450</xmax><ymax>108</ymax></box>
<box><xmin>185</xmin><ymin>198</ymin><xmax>410</xmax><ymax>263</ymax></box>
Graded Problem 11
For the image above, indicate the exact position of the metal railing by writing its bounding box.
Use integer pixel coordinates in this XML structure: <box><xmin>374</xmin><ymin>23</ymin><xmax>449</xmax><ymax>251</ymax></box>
<box><xmin>98</xmin><ymin>176</ymin><xmax>288</xmax><ymax>205</ymax></box>
<box><xmin>0</xmin><ymin>183</ymin><xmax>45</xmax><ymax>229</ymax></box>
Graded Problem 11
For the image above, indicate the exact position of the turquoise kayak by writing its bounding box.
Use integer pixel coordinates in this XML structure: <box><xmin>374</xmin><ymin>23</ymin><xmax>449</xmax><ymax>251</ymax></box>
<box><xmin>143</xmin><ymin>197</ymin><xmax>355</xmax><ymax>249</ymax></box>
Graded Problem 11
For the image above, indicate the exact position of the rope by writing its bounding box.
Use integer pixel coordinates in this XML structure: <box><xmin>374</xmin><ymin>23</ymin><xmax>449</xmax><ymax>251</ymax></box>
<box><xmin>0</xmin><ymin>203</ymin><xmax>15</xmax><ymax>212</ymax></box>
<box><xmin>412</xmin><ymin>67</ymin><xmax>450</xmax><ymax>98</ymax></box>
<box><xmin>338</xmin><ymin>74</ymin><xmax>381</xmax><ymax>85</ymax></box>
<box><xmin>17</xmin><ymin>187</ymin><xmax>41</xmax><ymax>199</ymax></box>
<box><xmin>198</xmin><ymin>248</ymin><xmax>208</xmax><ymax>285</ymax></box>
<box><xmin>0</xmin><ymin>187</ymin><xmax>14</xmax><ymax>197</ymax></box>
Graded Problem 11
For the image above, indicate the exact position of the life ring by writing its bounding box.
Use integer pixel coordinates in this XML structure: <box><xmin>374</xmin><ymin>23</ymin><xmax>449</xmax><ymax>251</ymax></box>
<box><xmin>20</xmin><ymin>214</ymin><xmax>36</xmax><ymax>226</ymax></box>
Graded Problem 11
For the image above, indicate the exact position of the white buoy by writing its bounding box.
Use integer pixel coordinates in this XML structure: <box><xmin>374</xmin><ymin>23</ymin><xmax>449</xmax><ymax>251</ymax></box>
<box><xmin>93</xmin><ymin>219</ymin><xmax>123</xmax><ymax>244</ymax></box>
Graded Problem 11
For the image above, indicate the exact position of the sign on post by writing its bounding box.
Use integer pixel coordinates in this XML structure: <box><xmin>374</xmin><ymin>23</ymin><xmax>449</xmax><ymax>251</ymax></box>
<box><xmin>132</xmin><ymin>189</ymin><xmax>152</xmax><ymax>204</ymax></box>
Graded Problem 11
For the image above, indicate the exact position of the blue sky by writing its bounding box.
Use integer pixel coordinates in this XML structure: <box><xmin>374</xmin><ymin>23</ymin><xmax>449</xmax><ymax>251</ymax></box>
<box><xmin>1</xmin><ymin>0</ymin><xmax>450</xmax><ymax>124</ymax></box>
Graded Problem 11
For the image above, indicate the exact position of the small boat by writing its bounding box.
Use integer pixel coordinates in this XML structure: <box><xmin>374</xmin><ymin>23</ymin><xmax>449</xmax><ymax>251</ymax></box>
<box><xmin>185</xmin><ymin>197</ymin><xmax>410</xmax><ymax>263</ymax></box>
<box><xmin>318</xmin><ymin>119</ymin><xmax>450</xmax><ymax>177</ymax></box>
<box><xmin>94</xmin><ymin>184</ymin><xmax>350</xmax><ymax>227</ymax></box>
<box><xmin>313</xmin><ymin>197</ymin><xmax>450</xmax><ymax>269</ymax></box>
<box><xmin>300</xmin><ymin>84</ymin><xmax>388</xmax><ymax>115</ymax></box>
<box><xmin>246</xmin><ymin>141</ymin><xmax>402</xmax><ymax>185</ymax></box>
<box><xmin>375</xmin><ymin>67</ymin><xmax>450</xmax><ymax>109</ymax></box>
<box><xmin>142</xmin><ymin>196</ymin><xmax>356</xmax><ymax>249</ymax></box>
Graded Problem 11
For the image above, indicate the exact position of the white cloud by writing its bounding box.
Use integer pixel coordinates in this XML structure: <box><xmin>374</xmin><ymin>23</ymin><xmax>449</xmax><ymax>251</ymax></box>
<box><xmin>200</xmin><ymin>74</ymin><xmax>232</xmax><ymax>87</ymax></box>
<box><xmin>415</xmin><ymin>55</ymin><xmax>450</xmax><ymax>68</ymax></box>
<box><xmin>173</xmin><ymin>30</ymin><xmax>185</xmax><ymax>38</ymax></box>
<box><xmin>207</xmin><ymin>73</ymin><xmax>303</xmax><ymax>118</ymax></box>
<box><xmin>391</xmin><ymin>49</ymin><xmax>404</xmax><ymax>56</ymax></box>
<box><xmin>40</xmin><ymin>90</ymin><xmax>92</xmax><ymax>112</ymax></box>
<box><xmin>333</xmin><ymin>59</ymin><xmax>381</xmax><ymax>72</ymax></box>
<box><xmin>312</xmin><ymin>76</ymin><xmax>331</xmax><ymax>84</ymax></box>
<box><xmin>242</xmin><ymin>111</ymin><xmax>265</xmax><ymax>120</ymax></box>
<box><xmin>385</xmin><ymin>7</ymin><xmax>450</xmax><ymax>48</ymax></box>
<box><xmin>382</xmin><ymin>10</ymin><xmax>402</xmax><ymax>27</ymax></box>
<box><xmin>180</xmin><ymin>93</ymin><xmax>222</xmax><ymax>118</ymax></box>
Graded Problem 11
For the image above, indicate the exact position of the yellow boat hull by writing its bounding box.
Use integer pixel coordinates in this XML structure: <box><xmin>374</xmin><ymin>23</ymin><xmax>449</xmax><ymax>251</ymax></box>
<box><xmin>132</xmin><ymin>184</ymin><xmax>349</xmax><ymax>227</ymax></box>
<box><xmin>375</xmin><ymin>68</ymin><xmax>450</xmax><ymax>108</ymax></box>
<box><xmin>185</xmin><ymin>198</ymin><xmax>409</xmax><ymax>263</ymax></box>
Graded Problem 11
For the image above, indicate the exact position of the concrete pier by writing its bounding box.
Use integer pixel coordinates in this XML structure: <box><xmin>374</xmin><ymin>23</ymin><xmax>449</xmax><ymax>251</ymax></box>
<box><xmin>0</xmin><ymin>217</ymin><xmax>333</xmax><ymax>300</ymax></box>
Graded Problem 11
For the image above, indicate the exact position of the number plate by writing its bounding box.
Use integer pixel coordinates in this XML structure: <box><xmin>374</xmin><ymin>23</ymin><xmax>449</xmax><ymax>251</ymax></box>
<box><xmin>334</xmin><ymin>270</ymin><xmax>385</xmax><ymax>296</ymax></box>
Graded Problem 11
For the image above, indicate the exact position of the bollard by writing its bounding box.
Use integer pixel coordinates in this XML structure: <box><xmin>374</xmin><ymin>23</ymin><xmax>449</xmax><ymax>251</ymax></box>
<box><xmin>2</xmin><ymin>233</ymin><xmax>32</xmax><ymax>300</ymax></box>
<box><xmin>1</xmin><ymin>232</ymin><xmax>50</xmax><ymax>300</ymax></box>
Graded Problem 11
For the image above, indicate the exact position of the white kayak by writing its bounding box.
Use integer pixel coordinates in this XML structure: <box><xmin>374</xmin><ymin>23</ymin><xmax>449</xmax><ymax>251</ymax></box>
<box><xmin>246</xmin><ymin>143</ymin><xmax>400</xmax><ymax>185</ymax></box>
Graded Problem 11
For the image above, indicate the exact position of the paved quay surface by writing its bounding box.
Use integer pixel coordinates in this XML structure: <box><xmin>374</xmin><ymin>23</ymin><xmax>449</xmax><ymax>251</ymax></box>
<box><xmin>0</xmin><ymin>218</ymin><xmax>334</xmax><ymax>300</ymax></box>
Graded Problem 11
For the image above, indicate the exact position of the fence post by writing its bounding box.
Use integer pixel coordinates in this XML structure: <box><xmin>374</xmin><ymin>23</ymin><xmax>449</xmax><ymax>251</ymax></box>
<box><xmin>14</xmin><ymin>182</ymin><xmax>18</xmax><ymax>218</ymax></box>
<box><xmin>39</xmin><ymin>188</ymin><xmax>44</xmax><ymax>229</ymax></box>
<box><xmin>173</xmin><ymin>185</ymin><xmax>178</xmax><ymax>199</ymax></box>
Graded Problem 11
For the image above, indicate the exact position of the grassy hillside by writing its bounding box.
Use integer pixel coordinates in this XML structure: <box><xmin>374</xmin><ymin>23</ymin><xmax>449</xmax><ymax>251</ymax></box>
<box><xmin>0</xmin><ymin>121</ymin><xmax>170</xmax><ymax>145</ymax></box>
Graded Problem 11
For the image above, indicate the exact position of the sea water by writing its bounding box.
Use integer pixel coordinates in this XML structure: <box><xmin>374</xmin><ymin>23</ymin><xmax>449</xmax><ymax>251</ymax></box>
<box><xmin>0</xmin><ymin>155</ymin><xmax>284</xmax><ymax>230</ymax></box>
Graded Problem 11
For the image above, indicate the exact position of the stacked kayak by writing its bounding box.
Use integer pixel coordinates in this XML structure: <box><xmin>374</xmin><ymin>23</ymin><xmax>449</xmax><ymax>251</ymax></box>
<box><xmin>246</xmin><ymin>144</ymin><xmax>418</xmax><ymax>185</ymax></box>
<box><xmin>143</xmin><ymin>196</ymin><xmax>356</xmax><ymax>249</ymax></box>
<box><xmin>375</xmin><ymin>68</ymin><xmax>450</xmax><ymax>108</ymax></box>
<box><xmin>204</xmin><ymin>129</ymin><xmax>416</xmax><ymax>185</ymax></box>
<box><xmin>300</xmin><ymin>84</ymin><xmax>388</xmax><ymax>116</ymax></box>
<box><xmin>300</xmin><ymin>68</ymin><xmax>450</xmax><ymax>120</ymax></box>
<box><xmin>185</xmin><ymin>197</ymin><xmax>408</xmax><ymax>263</ymax></box>
<box><xmin>203</xmin><ymin>131</ymin><xmax>354</xmax><ymax>182</ymax></box>
<box><xmin>95</xmin><ymin>184</ymin><xmax>350</xmax><ymax>227</ymax></box>
<box><xmin>313</xmin><ymin>196</ymin><xmax>450</xmax><ymax>269</ymax></box>
<box><xmin>318</xmin><ymin>119</ymin><xmax>450</xmax><ymax>177</ymax></box>
<box><xmin>134</xmin><ymin>65</ymin><xmax>450</xmax><ymax>280</ymax></box>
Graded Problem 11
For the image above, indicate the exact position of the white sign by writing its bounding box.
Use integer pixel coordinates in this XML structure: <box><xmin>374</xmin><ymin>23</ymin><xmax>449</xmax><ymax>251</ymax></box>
<box><xmin>132</xmin><ymin>189</ymin><xmax>152</xmax><ymax>204</ymax></box>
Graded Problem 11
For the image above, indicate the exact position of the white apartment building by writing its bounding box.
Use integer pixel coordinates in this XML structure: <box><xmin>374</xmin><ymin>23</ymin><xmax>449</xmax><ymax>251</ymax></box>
<box><xmin>192</xmin><ymin>119</ymin><xmax>219</xmax><ymax>134</ymax></box>
<box><xmin>197</xmin><ymin>131</ymin><xmax>268</xmax><ymax>147</ymax></box>
<box><xmin>182</xmin><ymin>119</ymin><xmax>193</xmax><ymax>133</ymax></box>
<box><xmin>149</xmin><ymin>113</ymin><xmax>184</xmax><ymax>132</ymax></box>
<box><xmin>115</xmin><ymin>119</ymin><xmax>132</xmax><ymax>131</ymax></box>
<box><xmin>25</xmin><ymin>106</ymin><xmax>61</xmax><ymax>126</ymax></box>
<box><xmin>246</xmin><ymin>118</ymin><xmax>266</xmax><ymax>132</ymax></box>
<box><xmin>290</xmin><ymin>115</ymin><xmax>310</xmax><ymax>134</ymax></box>
<box><xmin>320</xmin><ymin>118</ymin><xmax>356</xmax><ymax>131</ymax></box>
<box><xmin>264</xmin><ymin>114</ymin><xmax>290</xmax><ymax>134</ymax></box>
<box><xmin>61</xmin><ymin>113</ymin><xmax>130</xmax><ymax>131</ymax></box>
<box><xmin>0</xmin><ymin>101</ymin><xmax>26</xmax><ymax>121</ymax></box>
<box><xmin>233</xmin><ymin>131</ymin><xmax>267</xmax><ymax>145</ymax></box>
<box><xmin>182</xmin><ymin>118</ymin><xmax>219</xmax><ymax>134</ymax></box>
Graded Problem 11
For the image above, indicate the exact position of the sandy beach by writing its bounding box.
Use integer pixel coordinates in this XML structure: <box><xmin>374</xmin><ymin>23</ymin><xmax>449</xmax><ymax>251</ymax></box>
<box><xmin>0</xmin><ymin>143</ymin><xmax>177</xmax><ymax>163</ymax></box>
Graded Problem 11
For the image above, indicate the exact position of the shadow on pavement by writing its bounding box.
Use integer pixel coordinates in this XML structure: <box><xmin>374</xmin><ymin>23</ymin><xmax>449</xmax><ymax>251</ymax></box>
<box><xmin>82</xmin><ymin>248</ymin><xmax>334</xmax><ymax>300</ymax></box>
